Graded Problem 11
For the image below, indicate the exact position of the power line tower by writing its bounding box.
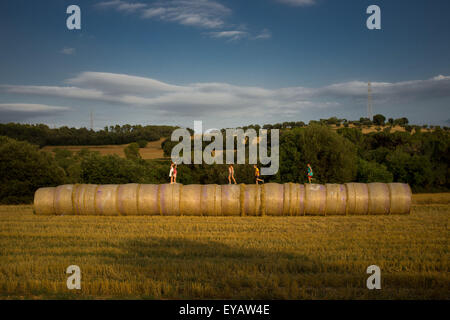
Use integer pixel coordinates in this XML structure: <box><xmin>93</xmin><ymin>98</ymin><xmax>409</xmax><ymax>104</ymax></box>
<box><xmin>367</xmin><ymin>81</ymin><xmax>373</xmax><ymax>120</ymax></box>
<box><xmin>90</xmin><ymin>111</ymin><xmax>94</xmax><ymax>131</ymax></box>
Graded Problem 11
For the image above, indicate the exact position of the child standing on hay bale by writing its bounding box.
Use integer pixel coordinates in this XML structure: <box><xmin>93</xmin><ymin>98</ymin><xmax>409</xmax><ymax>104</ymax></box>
<box><xmin>173</xmin><ymin>164</ymin><xmax>178</xmax><ymax>184</ymax></box>
<box><xmin>254</xmin><ymin>164</ymin><xmax>264</xmax><ymax>184</ymax></box>
<box><xmin>169</xmin><ymin>162</ymin><xmax>174</xmax><ymax>184</ymax></box>
<box><xmin>228</xmin><ymin>164</ymin><xmax>237</xmax><ymax>184</ymax></box>
<box><xmin>307</xmin><ymin>163</ymin><xmax>314</xmax><ymax>184</ymax></box>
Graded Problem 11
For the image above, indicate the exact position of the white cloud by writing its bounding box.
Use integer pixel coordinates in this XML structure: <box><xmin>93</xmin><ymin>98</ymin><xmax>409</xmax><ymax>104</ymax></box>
<box><xmin>66</xmin><ymin>72</ymin><xmax>185</xmax><ymax>94</ymax></box>
<box><xmin>97</xmin><ymin>0</ymin><xmax>146</xmax><ymax>12</ymax></box>
<box><xmin>207</xmin><ymin>30</ymin><xmax>249</xmax><ymax>41</ymax></box>
<box><xmin>98</xmin><ymin>0</ymin><xmax>231</xmax><ymax>29</ymax></box>
<box><xmin>276</xmin><ymin>0</ymin><xmax>316</xmax><ymax>6</ymax></box>
<box><xmin>142</xmin><ymin>0</ymin><xmax>230</xmax><ymax>28</ymax></box>
<box><xmin>0</xmin><ymin>103</ymin><xmax>70</xmax><ymax>112</ymax></box>
<box><xmin>60</xmin><ymin>47</ymin><xmax>75</xmax><ymax>55</ymax></box>
<box><xmin>96</xmin><ymin>0</ymin><xmax>269</xmax><ymax>41</ymax></box>
<box><xmin>254</xmin><ymin>29</ymin><xmax>272</xmax><ymax>40</ymax></box>
<box><xmin>1</xmin><ymin>85</ymin><xmax>106</xmax><ymax>100</ymax></box>
<box><xmin>2</xmin><ymin>72</ymin><xmax>449</xmax><ymax>121</ymax></box>
<box><xmin>0</xmin><ymin>104</ymin><xmax>70</xmax><ymax>123</ymax></box>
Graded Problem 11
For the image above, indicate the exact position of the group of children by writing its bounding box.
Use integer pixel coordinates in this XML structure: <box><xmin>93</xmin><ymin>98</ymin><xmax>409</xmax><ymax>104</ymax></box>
<box><xmin>169</xmin><ymin>162</ymin><xmax>314</xmax><ymax>185</ymax></box>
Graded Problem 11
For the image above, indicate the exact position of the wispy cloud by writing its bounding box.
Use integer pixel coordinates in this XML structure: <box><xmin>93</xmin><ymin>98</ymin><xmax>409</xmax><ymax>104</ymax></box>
<box><xmin>0</xmin><ymin>103</ymin><xmax>70</xmax><ymax>112</ymax></box>
<box><xmin>275</xmin><ymin>0</ymin><xmax>316</xmax><ymax>6</ymax></box>
<box><xmin>254</xmin><ymin>29</ymin><xmax>272</xmax><ymax>40</ymax></box>
<box><xmin>142</xmin><ymin>0</ymin><xmax>230</xmax><ymax>29</ymax></box>
<box><xmin>2</xmin><ymin>73</ymin><xmax>449</xmax><ymax>121</ymax></box>
<box><xmin>60</xmin><ymin>47</ymin><xmax>75</xmax><ymax>55</ymax></box>
<box><xmin>97</xmin><ymin>0</ymin><xmax>146</xmax><ymax>12</ymax></box>
<box><xmin>96</xmin><ymin>0</ymin><xmax>270</xmax><ymax>41</ymax></box>
<box><xmin>0</xmin><ymin>103</ymin><xmax>70</xmax><ymax>122</ymax></box>
<box><xmin>207</xmin><ymin>30</ymin><xmax>249</xmax><ymax>41</ymax></box>
<box><xmin>97</xmin><ymin>0</ymin><xmax>230</xmax><ymax>29</ymax></box>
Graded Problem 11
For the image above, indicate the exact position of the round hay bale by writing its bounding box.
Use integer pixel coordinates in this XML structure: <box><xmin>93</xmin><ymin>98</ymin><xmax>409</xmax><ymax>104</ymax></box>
<box><xmin>72</xmin><ymin>184</ymin><xmax>97</xmax><ymax>215</ymax></box>
<box><xmin>95</xmin><ymin>184</ymin><xmax>119</xmax><ymax>216</ymax></box>
<box><xmin>83</xmin><ymin>184</ymin><xmax>98</xmax><ymax>215</ymax></box>
<box><xmin>263</xmin><ymin>183</ymin><xmax>284</xmax><ymax>216</ymax></box>
<box><xmin>221</xmin><ymin>184</ymin><xmax>240</xmax><ymax>216</ymax></box>
<box><xmin>117</xmin><ymin>183</ymin><xmax>139</xmax><ymax>216</ymax></box>
<box><xmin>53</xmin><ymin>184</ymin><xmax>74</xmax><ymax>215</ymax></box>
<box><xmin>283</xmin><ymin>183</ymin><xmax>303</xmax><ymax>216</ymax></box>
<box><xmin>137</xmin><ymin>184</ymin><xmax>159</xmax><ymax>215</ymax></box>
<box><xmin>296</xmin><ymin>184</ymin><xmax>305</xmax><ymax>216</ymax></box>
<box><xmin>180</xmin><ymin>184</ymin><xmax>202</xmax><ymax>216</ymax></box>
<box><xmin>368</xmin><ymin>183</ymin><xmax>390</xmax><ymax>215</ymax></box>
<box><xmin>325</xmin><ymin>184</ymin><xmax>347</xmax><ymax>215</ymax></box>
<box><xmin>242</xmin><ymin>184</ymin><xmax>261</xmax><ymax>216</ymax></box>
<box><xmin>345</xmin><ymin>183</ymin><xmax>369</xmax><ymax>215</ymax></box>
<box><xmin>304</xmin><ymin>184</ymin><xmax>326</xmax><ymax>215</ymax></box>
<box><xmin>388</xmin><ymin>183</ymin><xmax>411</xmax><ymax>215</ymax></box>
<box><xmin>34</xmin><ymin>187</ymin><xmax>55</xmax><ymax>215</ymax></box>
<box><xmin>201</xmin><ymin>184</ymin><xmax>221</xmax><ymax>216</ymax></box>
<box><xmin>159</xmin><ymin>183</ymin><xmax>181</xmax><ymax>216</ymax></box>
<box><xmin>72</xmin><ymin>184</ymin><xmax>83</xmax><ymax>215</ymax></box>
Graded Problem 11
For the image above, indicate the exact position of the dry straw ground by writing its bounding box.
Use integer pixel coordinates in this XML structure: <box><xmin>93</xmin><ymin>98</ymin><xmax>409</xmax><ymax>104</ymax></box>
<box><xmin>0</xmin><ymin>194</ymin><xmax>448</xmax><ymax>299</ymax></box>
<box><xmin>41</xmin><ymin>138</ymin><xmax>167</xmax><ymax>160</ymax></box>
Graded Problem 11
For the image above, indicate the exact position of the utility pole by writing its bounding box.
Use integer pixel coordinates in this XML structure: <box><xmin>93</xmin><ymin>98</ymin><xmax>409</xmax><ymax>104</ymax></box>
<box><xmin>368</xmin><ymin>81</ymin><xmax>373</xmax><ymax>120</ymax></box>
<box><xmin>90</xmin><ymin>111</ymin><xmax>94</xmax><ymax>131</ymax></box>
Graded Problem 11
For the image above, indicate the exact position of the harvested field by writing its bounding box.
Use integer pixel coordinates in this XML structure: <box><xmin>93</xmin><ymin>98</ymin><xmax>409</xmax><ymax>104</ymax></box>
<box><xmin>41</xmin><ymin>138</ymin><xmax>167</xmax><ymax>160</ymax></box>
<box><xmin>0</xmin><ymin>194</ymin><xmax>448</xmax><ymax>299</ymax></box>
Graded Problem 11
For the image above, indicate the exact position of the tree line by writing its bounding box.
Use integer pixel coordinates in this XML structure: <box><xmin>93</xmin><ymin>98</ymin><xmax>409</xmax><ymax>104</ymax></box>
<box><xmin>0</xmin><ymin>123</ymin><xmax>178</xmax><ymax>147</ymax></box>
<box><xmin>1</xmin><ymin>120</ymin><xmax>448</xmax><ymax>204</ymax></box>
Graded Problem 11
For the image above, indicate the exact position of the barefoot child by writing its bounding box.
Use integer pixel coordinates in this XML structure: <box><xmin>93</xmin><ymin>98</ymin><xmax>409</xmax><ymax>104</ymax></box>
<box><xmin>254</xmin><ymin>164</ymin><xmax>264</xmax><ymax>184</ymax></box>
<box><xmin>307</xmin><ymin>163</ymin><xmax>314</xmax><ymax>184</ymax></box>
<box><xmin>228</xmin><ymin>164</ymin><xmax>237</xmax><ymax>184</ymax></box>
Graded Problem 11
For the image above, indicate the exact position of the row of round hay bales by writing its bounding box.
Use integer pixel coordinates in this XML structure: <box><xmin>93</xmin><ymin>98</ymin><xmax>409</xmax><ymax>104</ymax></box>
<box><xmin>34</xmin><ymin>182</ymin><xmax>411</xmax><ymax>216</ymax></box>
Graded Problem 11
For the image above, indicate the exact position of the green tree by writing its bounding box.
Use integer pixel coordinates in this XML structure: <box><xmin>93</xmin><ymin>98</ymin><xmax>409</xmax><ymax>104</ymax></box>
<box><xmin>124</xmin><ymin>142</ymin><xmax>141</xmax><ymax>160</ymax></box>
<box><xmin>137</xmin><ymin>139</ymin><xmax>148</xmax><ymax>148</ymax></box>
<box><xmin>276</xmin><ymin>125</ymin><xmax>358</xmax><ymax>183</ymax></box>
<box><xmin>0</xmin><ymin>136</ymin><xmax>66</xmax><ymax>203</ymax></box>
<box><xmin>80</xmin><ymin>153</ymin><xmax>149</xmax><ymax>184</ymax></box>
<box><xmin>373</xmin><ymin>114</ymin><xmax>386</xmax><ymax>126</ymax></box>
<box><xmin>357</xmin><ymin>159</ymin><xmax>393</xmax><ymax>183</ymax></box>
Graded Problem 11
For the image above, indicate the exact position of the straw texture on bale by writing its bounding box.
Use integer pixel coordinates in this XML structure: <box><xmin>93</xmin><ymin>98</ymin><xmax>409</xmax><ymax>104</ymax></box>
<box><xmin>72</xmin><ymin>184</ymin><xmax>84</xmax><ymax>215</ymax></box>
<box><xmin>201</xmin><ymin>184</ymin><xmax>221</xmax><ymax>216</ymax></box>
<box><xmin>84</xmin><ymin>184</ymin><xmax>98</xmax><ymax>215</ymax></box>
<box><xmin>73</xmin><ymin>184</ymin><xmax>98</xmax><ymax>215</ymax></box>
<box><xmin>304</xmin><ymin>184</ymin><xmax>326</xmax><ymax>215</ymax></box>
<box><xmin>263</xmin><ymin>183</ymin><xmax>284</xmax><ymax>216</ymax></box>
<box><xmin>242</xmin><ymin>184</ymin><xmax>261</xmax><ymax>216</ymax></box>
<box><xmin>54</xmin><ymin>184</ymin><xmax>74</xmax><ymax>215</ymax></box>
<box><xmin>95</xmin><ymin>185</ymin><xmax>119</xmax><ymax>216</ymax></box>
<box><xmin>35</xmin><ymin>182</ymin><xmax>412</xmax><ymax>216</ymax></box>
<box><xmin>180</xmin><ymin>184</ymin><xmax>202</xmax><ymax>216</ymax></box>
<box><xmin>285</xmin><ymin>183</ymin><xmax>305</xmax><ymax>216</ymax></box>
<box><xmin>159</xmin><ymin>183</ymin><xmax>181</xmax><ymax>215</ymax></box>
<box><xmin>388</xmin><ymin>183</ymin><xmax>412</xmax><ymax>215</ymax></box>
<box><xmin>221</xmin><ymin>185</ymin><xmax>241</xmax><ymax>216</ymax></box>
<box><xmin>34</xmin><ymin>187</ymin><xmax>56</xmax><ymax>215</ymax></box>
<box><xmin>117</xmin><ymin>184</ymin><xmax>139</xmax><ymax>216</ymax></box>
<box><xmin>345</xmin><ymin>183</ymin><xmax>369</xmax><ymax>215</ymax></box>
<box><xmin>368</xmin><ymin>183</ymin><xmax>391</xmax><ymax>215</ymax></box>
<box><xmin>325</xmin><ymin>184</ymin><xmax>347</xmax><ymax>215</ymax></box>
<box><xmin>137</xmin><ymin>184</ymin><xmax>159</xmax><ymax>215</ymax></box>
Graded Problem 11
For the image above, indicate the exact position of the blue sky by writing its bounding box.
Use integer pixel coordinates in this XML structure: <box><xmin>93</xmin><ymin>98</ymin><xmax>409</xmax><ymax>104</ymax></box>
<box><xmin>0</xmin><ymin>0</ymin><xmax>449</xmax><ymax>130</ymax></box>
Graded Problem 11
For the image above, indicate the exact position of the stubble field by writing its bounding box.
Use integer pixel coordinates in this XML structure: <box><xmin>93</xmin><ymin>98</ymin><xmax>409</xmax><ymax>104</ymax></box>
<box><xmin>0</xmin><ymin>194</ymin><xmax>448</xmax><ymax>300</ymax></box>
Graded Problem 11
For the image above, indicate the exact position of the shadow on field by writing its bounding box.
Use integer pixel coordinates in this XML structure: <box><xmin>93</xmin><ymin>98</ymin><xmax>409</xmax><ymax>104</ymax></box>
<box><xmin>95</xmin><ymin>236</ymin><xmax>366</xmax><ymax>299</ymax></box>
<box><xmin>95</xmin><ymin>237</ymin><xmax>448</xmax><ymax>299</ymax></box>
<box><xmin>118</xmin><ymin>237</ymin><xmax>318</xmax><ymax>268</ymax></box>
